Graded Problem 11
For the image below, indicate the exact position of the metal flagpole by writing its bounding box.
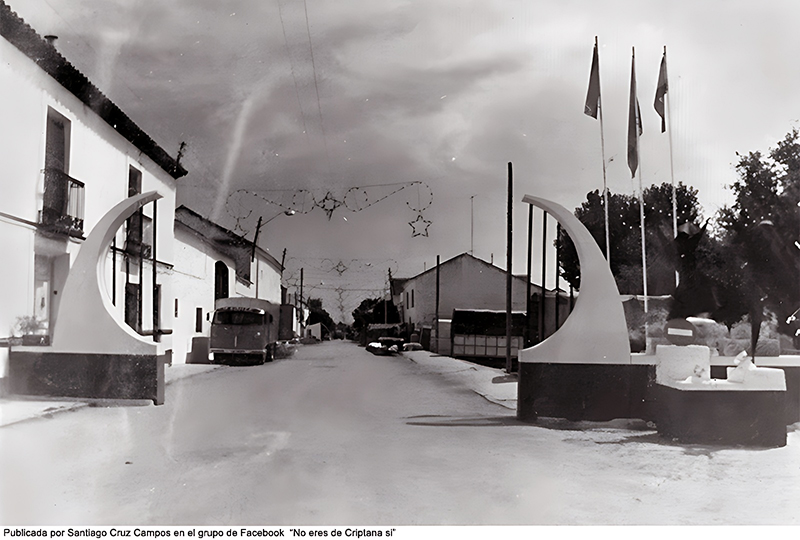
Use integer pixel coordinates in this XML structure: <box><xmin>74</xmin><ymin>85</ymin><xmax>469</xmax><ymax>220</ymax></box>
<box><xmin>638</xmin><ymin>161</ymin><xmax>649</xmax><ymax>329</ymax></box>
<box><xmin>656</xmin><ymin>45</ymin><xmax>677</xmax><ymax>287</ymax></box>
<box><xmin>630</xmin><ymin>47</ymin><xmax>648</xmax><ymax>341</ymax></box>
<box><xmin>665</xmin><ymin>47</ymin><xmax>677</xmax><ymax>238</ymax></box>
<box><xmin>665</xmin><ymin>47</ymin><xmax>679</xmax><ymax>288</ymax></box>
<box><xmin>597</xmin><ymin>76</ymin><xmax>611</xmax><ymax>265</ymax></box>
<box><xmin>588</xmin><ymin>36</ymin><xmax>611</xmax><ymax>265</ymax></box>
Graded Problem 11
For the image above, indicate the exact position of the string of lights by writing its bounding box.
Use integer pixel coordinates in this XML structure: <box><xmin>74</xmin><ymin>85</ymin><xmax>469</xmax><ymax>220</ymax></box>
<box><xmin>225</xmin><ymin>181</ymin><xmax>434</xmax><ymax>236</ymax></box>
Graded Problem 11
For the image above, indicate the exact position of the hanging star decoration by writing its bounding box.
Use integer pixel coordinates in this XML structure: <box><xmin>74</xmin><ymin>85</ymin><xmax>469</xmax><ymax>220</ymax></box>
<box><xmin>333</xmin><ymin>260</ymin><xmax>348</xmax><ymax>275</ymax></box>
<box><xmin>228</xmin><ymin>181</ymin><xmax>433</xmax><ymax>236</ymax></box>
<box><xmin>316</xmin><ymin>191</ymin><xmax>343</xmax><ymax>220</ymax></box>
<box><xmin>408</xmin><ymin>214</ymin><xmax>432</xmax><ymax>237</ymax></box>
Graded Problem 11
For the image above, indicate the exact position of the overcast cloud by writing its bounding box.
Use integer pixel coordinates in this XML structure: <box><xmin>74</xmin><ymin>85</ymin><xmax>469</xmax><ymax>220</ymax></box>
<box><xmin>11</xmin><ymin>0</ymin><xmax>800</xmax><ymax>321</ymax></box>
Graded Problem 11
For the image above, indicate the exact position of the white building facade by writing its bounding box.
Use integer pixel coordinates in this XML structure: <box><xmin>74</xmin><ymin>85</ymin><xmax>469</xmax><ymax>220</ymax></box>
<box><xmin>0</xmin><ymin>1</ymin><xmax>186</xmax><ymax>394</ymax></box>
<box><xmin>392</xmin><ymin>253</ymin><xmax>534</xmax><ymax>329</ymax></box>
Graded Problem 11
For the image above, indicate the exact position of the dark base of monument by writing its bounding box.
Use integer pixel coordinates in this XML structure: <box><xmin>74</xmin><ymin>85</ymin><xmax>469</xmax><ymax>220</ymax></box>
<box><xmin>711</xmin><ymin>365</ymin><xmax>800</xmax><ymax>425</ymax></box>
<box><xmin>517</xmin><ymin>362</ymin><xmax>654</xmax><ymax>423</ymax></box>
<box><xmin>517</xmin><ymin>361</ymin><xmax>788</xmax><ymax>447</ymax></box>
<box><xmin>8</xmin><ymin>350</ymin><xmax>165</xmax><ymax>405</ymax></box>
<box><xmin>652</xmin><ymin>384</ymin><xmax>786</xmax><ymax>448</ymax></box>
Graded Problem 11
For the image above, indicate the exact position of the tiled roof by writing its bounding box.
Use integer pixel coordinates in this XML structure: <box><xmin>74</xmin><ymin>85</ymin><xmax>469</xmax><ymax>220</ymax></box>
<box><xmin>0</xmin><ymin>1</ymin><xmax>187</xmax><ymax>179</ymax></box>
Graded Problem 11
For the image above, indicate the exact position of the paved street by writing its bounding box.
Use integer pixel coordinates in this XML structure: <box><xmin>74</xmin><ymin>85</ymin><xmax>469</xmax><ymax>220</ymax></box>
<box><xmin>2</xmin><ymin>341</ymin><xmax>800</xmax><ymax>526</ymax></box>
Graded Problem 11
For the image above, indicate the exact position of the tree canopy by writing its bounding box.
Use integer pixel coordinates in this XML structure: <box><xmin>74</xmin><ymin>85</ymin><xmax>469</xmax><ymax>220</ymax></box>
<box><xmin>306</xmin><ymin>297</ymin><xmax>335</xmax><ymax>337</ymax></box>
<box><xmin>716</xmin><ymin>129</ymin><xmax>800</xmax><ymax>335</ymax></box>
<box><xmin>351</xmin><ymin>297</ymin><xmax>400</xmax><ymax>330</ymax></box>
<box><xmin>558</xmin><ymin>129</ymin><xmax>800</xmax><ymax>347</ymax></box>
<box><xmin>558</xmin><ymin>182</ymin><xmax>702</xmax><ymax>296</ymax></box>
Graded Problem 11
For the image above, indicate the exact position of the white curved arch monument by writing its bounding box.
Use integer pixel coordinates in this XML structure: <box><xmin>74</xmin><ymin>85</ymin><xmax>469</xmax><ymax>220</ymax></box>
<box><xmin>518</xmin><ymin>195</ymin><xmax>629</xmax><ymax>366</ymax></box>
<box><xmin>52</xmin><ymin>191</ymin><xmax>162</xmax><ymax>354</ymax></box>
<box><xmin>517</xmin><ymin>195</ymin><xmax>632</xmax><ymax>422</ymax></box>
<box><xmin>9</xmin><ymin>191</ymin><xmax>166</xmax><ymax>404</ymax></box>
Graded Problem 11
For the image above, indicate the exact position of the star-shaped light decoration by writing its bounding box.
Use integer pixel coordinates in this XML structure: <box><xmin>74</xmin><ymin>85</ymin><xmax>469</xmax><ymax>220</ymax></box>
<box><xmin>408</xmin><ymin>214</ymin><xmax>432</xmax><ymax>237</ymax></box>
<box><xmin>317</xmin><ymin>191</ymin><xmax>342</xmax><ymax>220</ymax></box>
<box><xmin>333</xmin><ymin>260</ymin><xmax>348</xmax><ymax>275</ymax></box>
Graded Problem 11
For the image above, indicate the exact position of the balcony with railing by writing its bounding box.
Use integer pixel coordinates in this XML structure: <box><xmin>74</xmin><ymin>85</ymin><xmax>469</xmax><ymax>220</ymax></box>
<box><xmin>39</xmin><ymin>168</ymin><xmax>85</xmax><ymax>237</ymax></box>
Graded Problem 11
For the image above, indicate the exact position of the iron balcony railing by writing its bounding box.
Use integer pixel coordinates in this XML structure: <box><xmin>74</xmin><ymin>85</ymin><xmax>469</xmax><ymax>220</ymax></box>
<box><xmin>40</xmin><ymin>168</ymin><xmax>85</xmax><ymax>237</ymax></box>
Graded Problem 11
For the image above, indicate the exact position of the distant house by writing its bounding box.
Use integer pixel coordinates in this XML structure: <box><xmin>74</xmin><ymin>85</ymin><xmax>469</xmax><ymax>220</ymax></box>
<box><xmin>172</xmin><ymin>206</ymin><xmax>292</xmax><ymax>364</ymax></box>
<box><xmin>0</xmin><ymin>1</ymin><xmax>186</xmax><ymax>401</ymax></box>
<box><xmin>390</xmin><ymin>252</ymin><xmax>570</xmax><ymax>355</ymax></box>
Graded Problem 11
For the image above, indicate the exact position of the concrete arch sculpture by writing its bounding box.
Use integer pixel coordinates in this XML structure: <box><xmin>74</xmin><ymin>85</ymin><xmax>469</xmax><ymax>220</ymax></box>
<box><xmin>517</xmin><ymin>195</ymin><xmax>632</xmax><ymax>422</ymax></box>
<box><xmin>10</xmin><ymin>191</ymin><xmax>166</xmax><ymax>404</ymax></box>
<box><xmin>518</xmin><ymin>195</ymin><xmax>629</xmax><ymax>366</ymax></box>
<box><xmin>51</xmin><ymin>191</ymin><xmax>162</xmax><ymax>354</ymax></box>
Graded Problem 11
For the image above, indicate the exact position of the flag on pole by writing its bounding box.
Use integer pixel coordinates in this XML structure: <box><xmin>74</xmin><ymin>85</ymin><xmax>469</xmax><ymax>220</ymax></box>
<box><xmin>627</xmin><ymin>48</ymin><xmax>642</xmax><ymax>178</ymax></box>
<box><xmin>584</xmin><ymin>39</ymin><xmax>601</xmax><ymax>118</ymax></box>
<box><xmin>654</xmin><ymin>49</ymin><xmax>668</xmax><ymax>133</ymax></box>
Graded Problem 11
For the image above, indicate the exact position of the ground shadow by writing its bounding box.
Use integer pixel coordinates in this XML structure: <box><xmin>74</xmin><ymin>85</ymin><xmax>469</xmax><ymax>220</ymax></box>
<box><xmin>405</xmin><ymin>414</ymin><xmax>522</xmax><ymax>427</ymax></box>
<box><xmin>406</xmin><ymin>413</ymin><xmax>785</xmax><ymax>455</ymax></box>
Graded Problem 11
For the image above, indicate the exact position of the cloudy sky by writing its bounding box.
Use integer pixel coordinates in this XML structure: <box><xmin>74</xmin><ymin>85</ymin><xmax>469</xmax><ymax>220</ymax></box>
<box><xmin>13</xmin><ymin>0</ymin><xmax>800</xmax><ymax>321</ymax></box>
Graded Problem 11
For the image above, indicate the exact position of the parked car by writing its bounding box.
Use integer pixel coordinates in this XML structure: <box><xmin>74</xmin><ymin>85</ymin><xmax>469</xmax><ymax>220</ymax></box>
<box><xmin>209</xmin><ymin>298</ymin><xmax>279</xmax><ymax>365</ymax></box>
<box><xmin>366</xmin><ymin>336</ymin><xmax>405</xmax><ymax>356</ymax></box>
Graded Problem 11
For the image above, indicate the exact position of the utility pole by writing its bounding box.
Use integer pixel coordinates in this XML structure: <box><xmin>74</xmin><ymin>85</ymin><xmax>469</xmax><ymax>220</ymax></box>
<box><xmin>525</xmin><ymin>203</ymin><xmax>533</xmax><ymax>348</ymax></box>
<box><xmin>251</xmin><ymin>216</ymin><xmax>263</xmax><ymax>262</ymax></box>
<box><xmin>386</xmin><ymin>268</ymin><xmax>393</xmax><ymax>325</ymax></box>
<box><xmin>555</xmin><ymin>223</ymin><xmax>561</xmax><ymax>331</ymax></box>
<box><xmin>152</xmin><ymin>199</ymin><xmax>159</xmax><ymax>342</ymax></box>
<box><xmin>539</xmin><ymin>212</ymin><xmax>547</xmax><ymax>343</ymax></box>
<box><xmin>505</xmin><ymin>162</ymin><xmax>513</xmax><ymax>373</ymax></box>
<box><xmin>435</xmin><ymin>255</ymin><xmax>440</xmax><ymax>354</ymax></box>
<box><xmin>300</xmin><ymin>267</ymin><xmax>304</xmax><ymax>334</ymax></box>
<box><xmin>470</xmin><ymin>195</ymin><xmax>475</xmax><ymax>255</ymax></box>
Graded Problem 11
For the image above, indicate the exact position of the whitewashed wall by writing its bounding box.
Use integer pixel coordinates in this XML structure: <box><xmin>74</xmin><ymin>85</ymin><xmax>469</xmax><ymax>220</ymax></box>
<box><xmin>398</xmin><ymin>255</ymin><xmax>530</xmax><ymax>329</ymax></box>
<box><xmin>0</xmin><ymin>34</ymin><xmax>178</xmax><ymax>380</ymax></box>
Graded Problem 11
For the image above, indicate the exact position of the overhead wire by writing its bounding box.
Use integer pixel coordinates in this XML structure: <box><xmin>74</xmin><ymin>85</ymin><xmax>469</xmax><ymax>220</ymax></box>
<box><xmin>302</xmin><ymin>0</ymin><xmax>333</xmax><ymax>175</ymax></box>
<box><xmin>276</xmin><ymin>0</ymin><xmax>310</xmax><ymax>144</ymax></box>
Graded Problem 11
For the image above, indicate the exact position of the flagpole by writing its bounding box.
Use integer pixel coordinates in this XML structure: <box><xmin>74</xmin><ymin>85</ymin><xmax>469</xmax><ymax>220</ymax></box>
<box><xmin>585</xmin><ymin>36</ymin><xmax>611</xmax><ymax>265</ymax></box>
<box><xmin>597</xmin><ymin>39</ymin><xmax>611</xmax><ymax>266</ymax></box>
<box><xmin>630</xmin><ymin>46</ymin><xmax>648</xmax><ymax>342</ymax></box>
<box><xmin>665</xmin><ymin>46</ymin><xmax>679</xmax><ymax>288</ymax></box>
<box><xmin>638</xmin><ymin>158</ymin><xmax>649</xmax><ymax>335</ymax></box>
<box><xmin>655</xmin><ymin>46</ymin><xmax>678</xmax><ymax>288</ymax></box>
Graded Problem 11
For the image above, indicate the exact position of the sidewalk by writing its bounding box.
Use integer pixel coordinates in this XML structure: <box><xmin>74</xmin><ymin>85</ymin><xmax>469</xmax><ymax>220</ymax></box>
<box><xmin>0</xmin><ymin>363</ymin><xmax>222</xmax><ymax>428</ymax></box>
<box><xmin>401</xmin><ymin>349</ymin><xmax>518</xmax><ymax>410</ymax></box>
<box><xmin>0</xmin><ymin>348</ymin><xmax>517</xmax><ymax>428</ymax></box>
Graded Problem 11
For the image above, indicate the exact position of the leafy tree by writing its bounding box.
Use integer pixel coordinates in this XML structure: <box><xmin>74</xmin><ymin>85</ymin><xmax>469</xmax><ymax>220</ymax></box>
<box><xmin>351</xmin><ymin>297</ymin><xmax>400</xmax><ymax>331</ymax></box>
<box><xmin>558</xmin><ymin>182</ymin><xmax>703</xmax><ymax>296</ymax></box>
<box><xmin>716</xmin><ymin>129</ymin><xmax>800</xmax><ymax>349</ymax></box>
<box><xmin>306</xmin><ymin>297</ymin><xmax>335</xmax><ymax>337</ymax></box>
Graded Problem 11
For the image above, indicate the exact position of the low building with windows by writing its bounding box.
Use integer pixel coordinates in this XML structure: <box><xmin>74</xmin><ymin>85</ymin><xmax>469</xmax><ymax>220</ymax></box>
<box><xmin>390</xmin><ymin>252</ymin><xmax>570</xmax><ymax>357</ymax></box>
<box><xmin>0</xmin><ymin>1</ymin><xmax>186</xmax><ymax>400</ymax></box>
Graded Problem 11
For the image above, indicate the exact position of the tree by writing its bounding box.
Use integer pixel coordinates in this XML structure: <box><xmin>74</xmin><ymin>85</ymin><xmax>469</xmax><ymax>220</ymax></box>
<box><xmin>558</xmin><ymin>182</ymin><xmax>703</xmax><ymax>296</ymax></box>
<box><xmin>306</xmin><ymin>297</ymin><xmax>335</xmax><ymax>338</ymax></box>
<box><xmin>351</xmin><ymin>297</ymin><xmax>400</xmax><ymax>332</ymax></box>
<box><xmin>716</xmin><ymin>129</ymin><xmax>800</xmax><ymax>350</ymax></box>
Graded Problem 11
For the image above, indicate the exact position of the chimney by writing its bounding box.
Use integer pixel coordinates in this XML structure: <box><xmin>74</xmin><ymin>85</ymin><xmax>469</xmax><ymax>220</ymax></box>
<box><xmin>44</xmin><ymin>35</ymin><xmax>58</xmax><ymax>45</ymax></box>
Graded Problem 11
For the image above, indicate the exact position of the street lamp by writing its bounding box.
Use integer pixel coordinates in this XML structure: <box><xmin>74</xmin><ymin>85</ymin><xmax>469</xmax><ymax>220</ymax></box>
<box><xmin>252</xmin><ymin>209</ymin><xmax>295</xmax><ymax>298</ymax></box>
<box><xmin>251</xmin><ymin>209</ymin><xmax>295</xmax><ymax>261</ymax></box>
<box><xmin>265</xmin><ymin>209</ymin><xmax>296</xmax><ymax>225</ymax></box>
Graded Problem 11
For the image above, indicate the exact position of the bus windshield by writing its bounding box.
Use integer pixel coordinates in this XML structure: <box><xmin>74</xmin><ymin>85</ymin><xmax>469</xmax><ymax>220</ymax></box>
<box><xmin>213</xmin><ymin>310</ymin><xmax>265</xmax><ymax>326</ymax></box>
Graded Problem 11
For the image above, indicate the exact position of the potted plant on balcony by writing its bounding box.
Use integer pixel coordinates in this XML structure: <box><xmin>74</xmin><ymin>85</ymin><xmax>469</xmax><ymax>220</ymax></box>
<box><xmin>14</xmin><ymin>316</ymin><xmax>49</xmax><ymax>346</ymax></box>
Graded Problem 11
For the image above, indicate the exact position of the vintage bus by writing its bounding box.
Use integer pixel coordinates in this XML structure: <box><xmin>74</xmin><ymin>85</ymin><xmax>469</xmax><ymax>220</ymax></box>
<box><xmin>209</xmin><ymin>297</ymin><xmax>279</xmax><ymax>365</ymax></box>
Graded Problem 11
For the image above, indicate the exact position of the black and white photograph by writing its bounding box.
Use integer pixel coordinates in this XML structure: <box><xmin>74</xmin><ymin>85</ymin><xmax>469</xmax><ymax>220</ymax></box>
<box><xmin>2</xmin><ymin>0</ymin><xmax>800</xmax><ymax>529</ymax></box>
